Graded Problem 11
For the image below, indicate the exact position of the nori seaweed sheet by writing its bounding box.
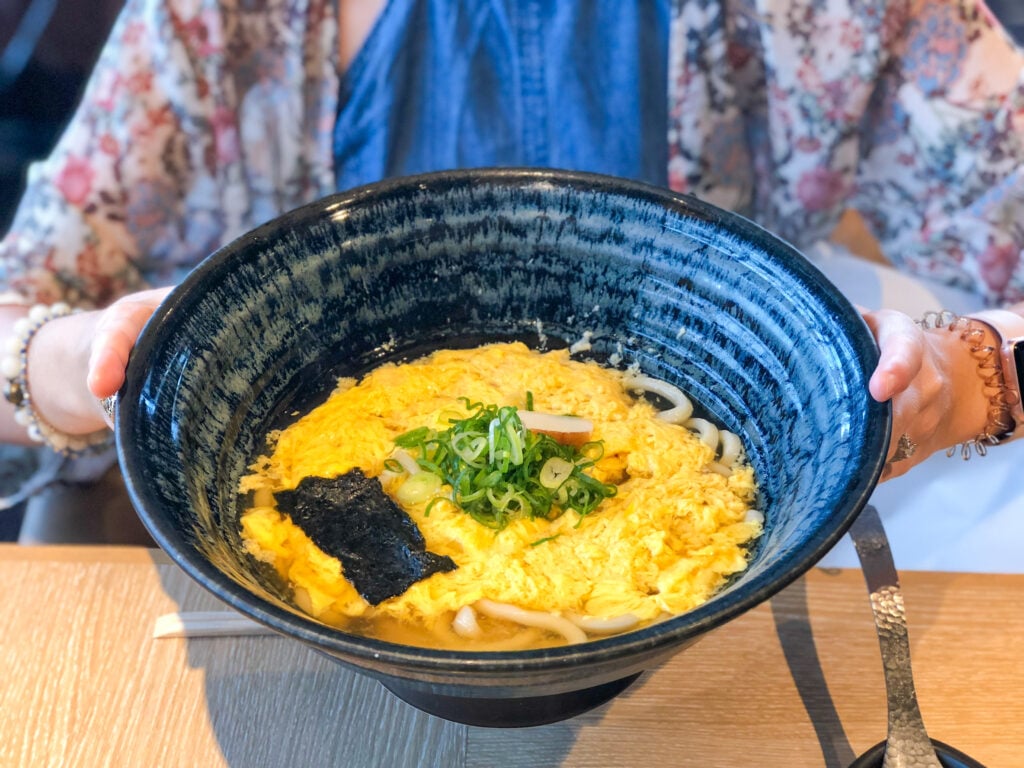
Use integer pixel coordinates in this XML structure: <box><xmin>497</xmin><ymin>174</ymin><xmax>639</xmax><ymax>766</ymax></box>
<box><xmin>274</xmin><ymin>469</ymin><xmax>457</xmax><ymax>605</ymax></box>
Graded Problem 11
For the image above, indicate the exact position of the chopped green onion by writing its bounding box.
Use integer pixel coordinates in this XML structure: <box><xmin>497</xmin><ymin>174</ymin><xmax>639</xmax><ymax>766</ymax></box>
<box><xmin>394</xmin><ymin>426</ymin><xmax>431</xmax><ymax>448</ymax></box>
<box><xmin>539</xmin><ymin>457</ymin><xmax>574</xmax><ymax>489</ymax></box>
<box><xmin>391</xmin><ymin>398</ymin><xmax>617</xmax><ymax>530</ymax></box>
<box><xmin>530</xmin><ymin>534</ymin><xmax>561</xmax><ymax>547</ymax></box>
<box><xmin>395</xmin><ymin>472</ymin><xmax>443</xmax><ymax>505</ymax></box>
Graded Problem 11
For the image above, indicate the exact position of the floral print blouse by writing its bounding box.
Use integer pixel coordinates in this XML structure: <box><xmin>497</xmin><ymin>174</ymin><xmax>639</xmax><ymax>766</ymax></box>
<box><xmin>2</xmin><ymin>0</ymin><xmax>1023</xmax><ymax>307</ymax></box>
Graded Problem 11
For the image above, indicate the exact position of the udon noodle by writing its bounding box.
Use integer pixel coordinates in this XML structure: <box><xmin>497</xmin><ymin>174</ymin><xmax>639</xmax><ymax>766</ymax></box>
<box><xmin>239</xmin><ymin>342</ymin><xmax>762</xmax><ymax>650</ymax></box>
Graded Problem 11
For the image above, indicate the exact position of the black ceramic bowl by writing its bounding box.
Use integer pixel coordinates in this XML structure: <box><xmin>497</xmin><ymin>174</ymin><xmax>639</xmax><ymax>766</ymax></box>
<box><xmin>118</xmin><ymin>168</ymin><xmax>890</xmax><ymax>727</ymax></box>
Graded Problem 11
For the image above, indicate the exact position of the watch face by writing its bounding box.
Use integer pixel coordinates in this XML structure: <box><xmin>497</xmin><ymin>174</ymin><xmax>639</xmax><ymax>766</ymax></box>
<box><xmin>1013</xmin><ymin>339</ymin><xmax>1024</xmax><ymax>387</ymax></box>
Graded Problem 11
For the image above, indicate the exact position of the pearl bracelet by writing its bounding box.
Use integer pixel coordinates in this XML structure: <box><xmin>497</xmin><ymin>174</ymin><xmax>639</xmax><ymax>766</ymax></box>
<box><xmin>2</xmin><ymin>302</ymin><xmax>113</xmax><ymax>456</ymax></box>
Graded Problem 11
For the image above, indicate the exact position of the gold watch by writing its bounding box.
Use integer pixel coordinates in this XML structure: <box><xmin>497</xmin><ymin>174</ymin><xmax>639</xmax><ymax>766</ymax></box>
<box><xmin>969</xmin><ymin>309</ymin><xmax>1024</xmax><ymax>444</ymax></box>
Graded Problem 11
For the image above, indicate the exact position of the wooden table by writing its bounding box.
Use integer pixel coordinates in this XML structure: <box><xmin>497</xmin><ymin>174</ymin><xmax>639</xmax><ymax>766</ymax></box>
<box><xmin>1</xmin><ymin>544</ymin><xmax>1021</xmax><ymax>768</ymax></box>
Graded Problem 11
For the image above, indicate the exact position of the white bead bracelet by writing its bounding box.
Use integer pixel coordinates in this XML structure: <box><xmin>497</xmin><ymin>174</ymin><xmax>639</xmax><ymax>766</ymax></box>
<box><xmin>2</xmin><ymin>302</ymin><xmax>113</xmax><ymax>456</ymax></box>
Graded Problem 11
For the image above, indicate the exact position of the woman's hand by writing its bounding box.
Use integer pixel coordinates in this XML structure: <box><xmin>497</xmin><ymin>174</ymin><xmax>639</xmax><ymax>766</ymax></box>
<box><xmin>2</xmin><ymin>287</ymin><xmax>174</xmax><ymax>443</ymax></box>
<box><xmin>862</xmin><ymin>309</ymin><xmax>994</xmax><ymax>480</ymax></box>
<box><xmin>87</xmin><ymin>287</ymin><xmax>174</xmax><ymax>399</ymax></box>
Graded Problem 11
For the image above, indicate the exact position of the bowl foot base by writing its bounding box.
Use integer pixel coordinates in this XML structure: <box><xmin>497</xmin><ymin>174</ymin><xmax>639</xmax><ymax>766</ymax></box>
<box><xmin>381</xmin><ymin>672</ymin><xmax>643</xmax><ymax>728</ymax></box>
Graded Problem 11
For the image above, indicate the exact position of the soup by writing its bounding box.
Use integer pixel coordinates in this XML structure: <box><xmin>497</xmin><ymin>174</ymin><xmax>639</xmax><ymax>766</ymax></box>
<box><xmin>238</xmin><ymin>342</ymin><xmax>762</xmax><ymax>650</ymax></box>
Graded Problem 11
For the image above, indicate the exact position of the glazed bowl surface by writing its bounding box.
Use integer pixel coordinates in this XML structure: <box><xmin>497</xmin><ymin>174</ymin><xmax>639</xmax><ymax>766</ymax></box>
<box><xmin>118</xmin><ymin>168</ymin><xmax>889</xmax><ymax>727</ymax></box>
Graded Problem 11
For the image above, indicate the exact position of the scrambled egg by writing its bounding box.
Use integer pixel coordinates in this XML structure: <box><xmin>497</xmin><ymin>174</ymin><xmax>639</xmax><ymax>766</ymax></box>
<box><xmin>238</xmin><ymin>342</ymin><xmax>761</xmax><ymax>644</ymax></box>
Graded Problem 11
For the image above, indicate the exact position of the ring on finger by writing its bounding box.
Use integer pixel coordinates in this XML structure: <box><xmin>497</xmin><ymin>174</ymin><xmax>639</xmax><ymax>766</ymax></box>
<box><xmin>100</xmin><ymin>395</ymin><xmax>116</xmax><ymax>430</ymax></box>
<box><xmin>888</xmin><ymin>432</ymin><xmax>917</xmax><ymax>464</ymax></box>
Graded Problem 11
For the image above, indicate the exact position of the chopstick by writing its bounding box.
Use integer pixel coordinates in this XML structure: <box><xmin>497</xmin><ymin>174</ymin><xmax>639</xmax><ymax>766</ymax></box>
<box><xmin>153</xmin><ymin>611</ymin><xmax>278</xmax><ymax>639</ymax></box>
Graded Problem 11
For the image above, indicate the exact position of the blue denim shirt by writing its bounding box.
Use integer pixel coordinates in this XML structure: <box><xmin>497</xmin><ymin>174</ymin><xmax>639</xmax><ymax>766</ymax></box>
<box><xmin>333</xmin><ymin>0</ymin><xmax>670</xmax><ymax>191</ymax></box>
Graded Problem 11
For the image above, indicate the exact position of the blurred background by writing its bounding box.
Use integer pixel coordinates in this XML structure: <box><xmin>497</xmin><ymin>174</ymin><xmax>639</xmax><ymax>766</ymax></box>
<box><xmin>0</xmin><ymin>0</ymin><xmax>1022</xmax><ymax>542</ymax></box>
<box><xmin>1</xmin><ymin>0</ymin><xmax>123</xmax><ymax>232</ymax></box>
<box><xmin>2</xmin><ymin>0</ymin><xmax>1022</xmax><ymax>232</ymax></box>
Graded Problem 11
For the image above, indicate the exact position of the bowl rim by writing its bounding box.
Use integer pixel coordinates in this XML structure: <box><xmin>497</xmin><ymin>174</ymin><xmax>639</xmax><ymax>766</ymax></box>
<box><xmin>118</xmin><ymin>167</ymin><xmax>891</xmax><ymax>675</ymax></box>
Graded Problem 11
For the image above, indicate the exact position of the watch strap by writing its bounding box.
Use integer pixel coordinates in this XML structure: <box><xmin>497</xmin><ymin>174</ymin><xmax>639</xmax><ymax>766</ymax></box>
<box><xmin>968</xmin><ymin>310</ymin><xmax>1024</xmax><ymax>444</ymax></box>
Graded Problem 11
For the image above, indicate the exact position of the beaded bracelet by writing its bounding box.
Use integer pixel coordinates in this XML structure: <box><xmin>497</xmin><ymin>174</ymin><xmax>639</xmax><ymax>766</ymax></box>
<box><xmin>2</xmin><ymin>302</ymin><xmax>113</xmax><ymax>456</ymax></box>
<box><xmin>916</xmin><ymin>310</ymin><xmax>1014</xmax><ymax>459</ymax></box>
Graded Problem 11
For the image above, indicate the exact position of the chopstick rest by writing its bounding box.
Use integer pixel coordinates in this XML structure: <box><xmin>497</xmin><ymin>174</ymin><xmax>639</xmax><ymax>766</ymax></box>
<box><xmin>153</xmin><ymin>611</ymin><xmax>278</xmax><ymax>638</ymax></box>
